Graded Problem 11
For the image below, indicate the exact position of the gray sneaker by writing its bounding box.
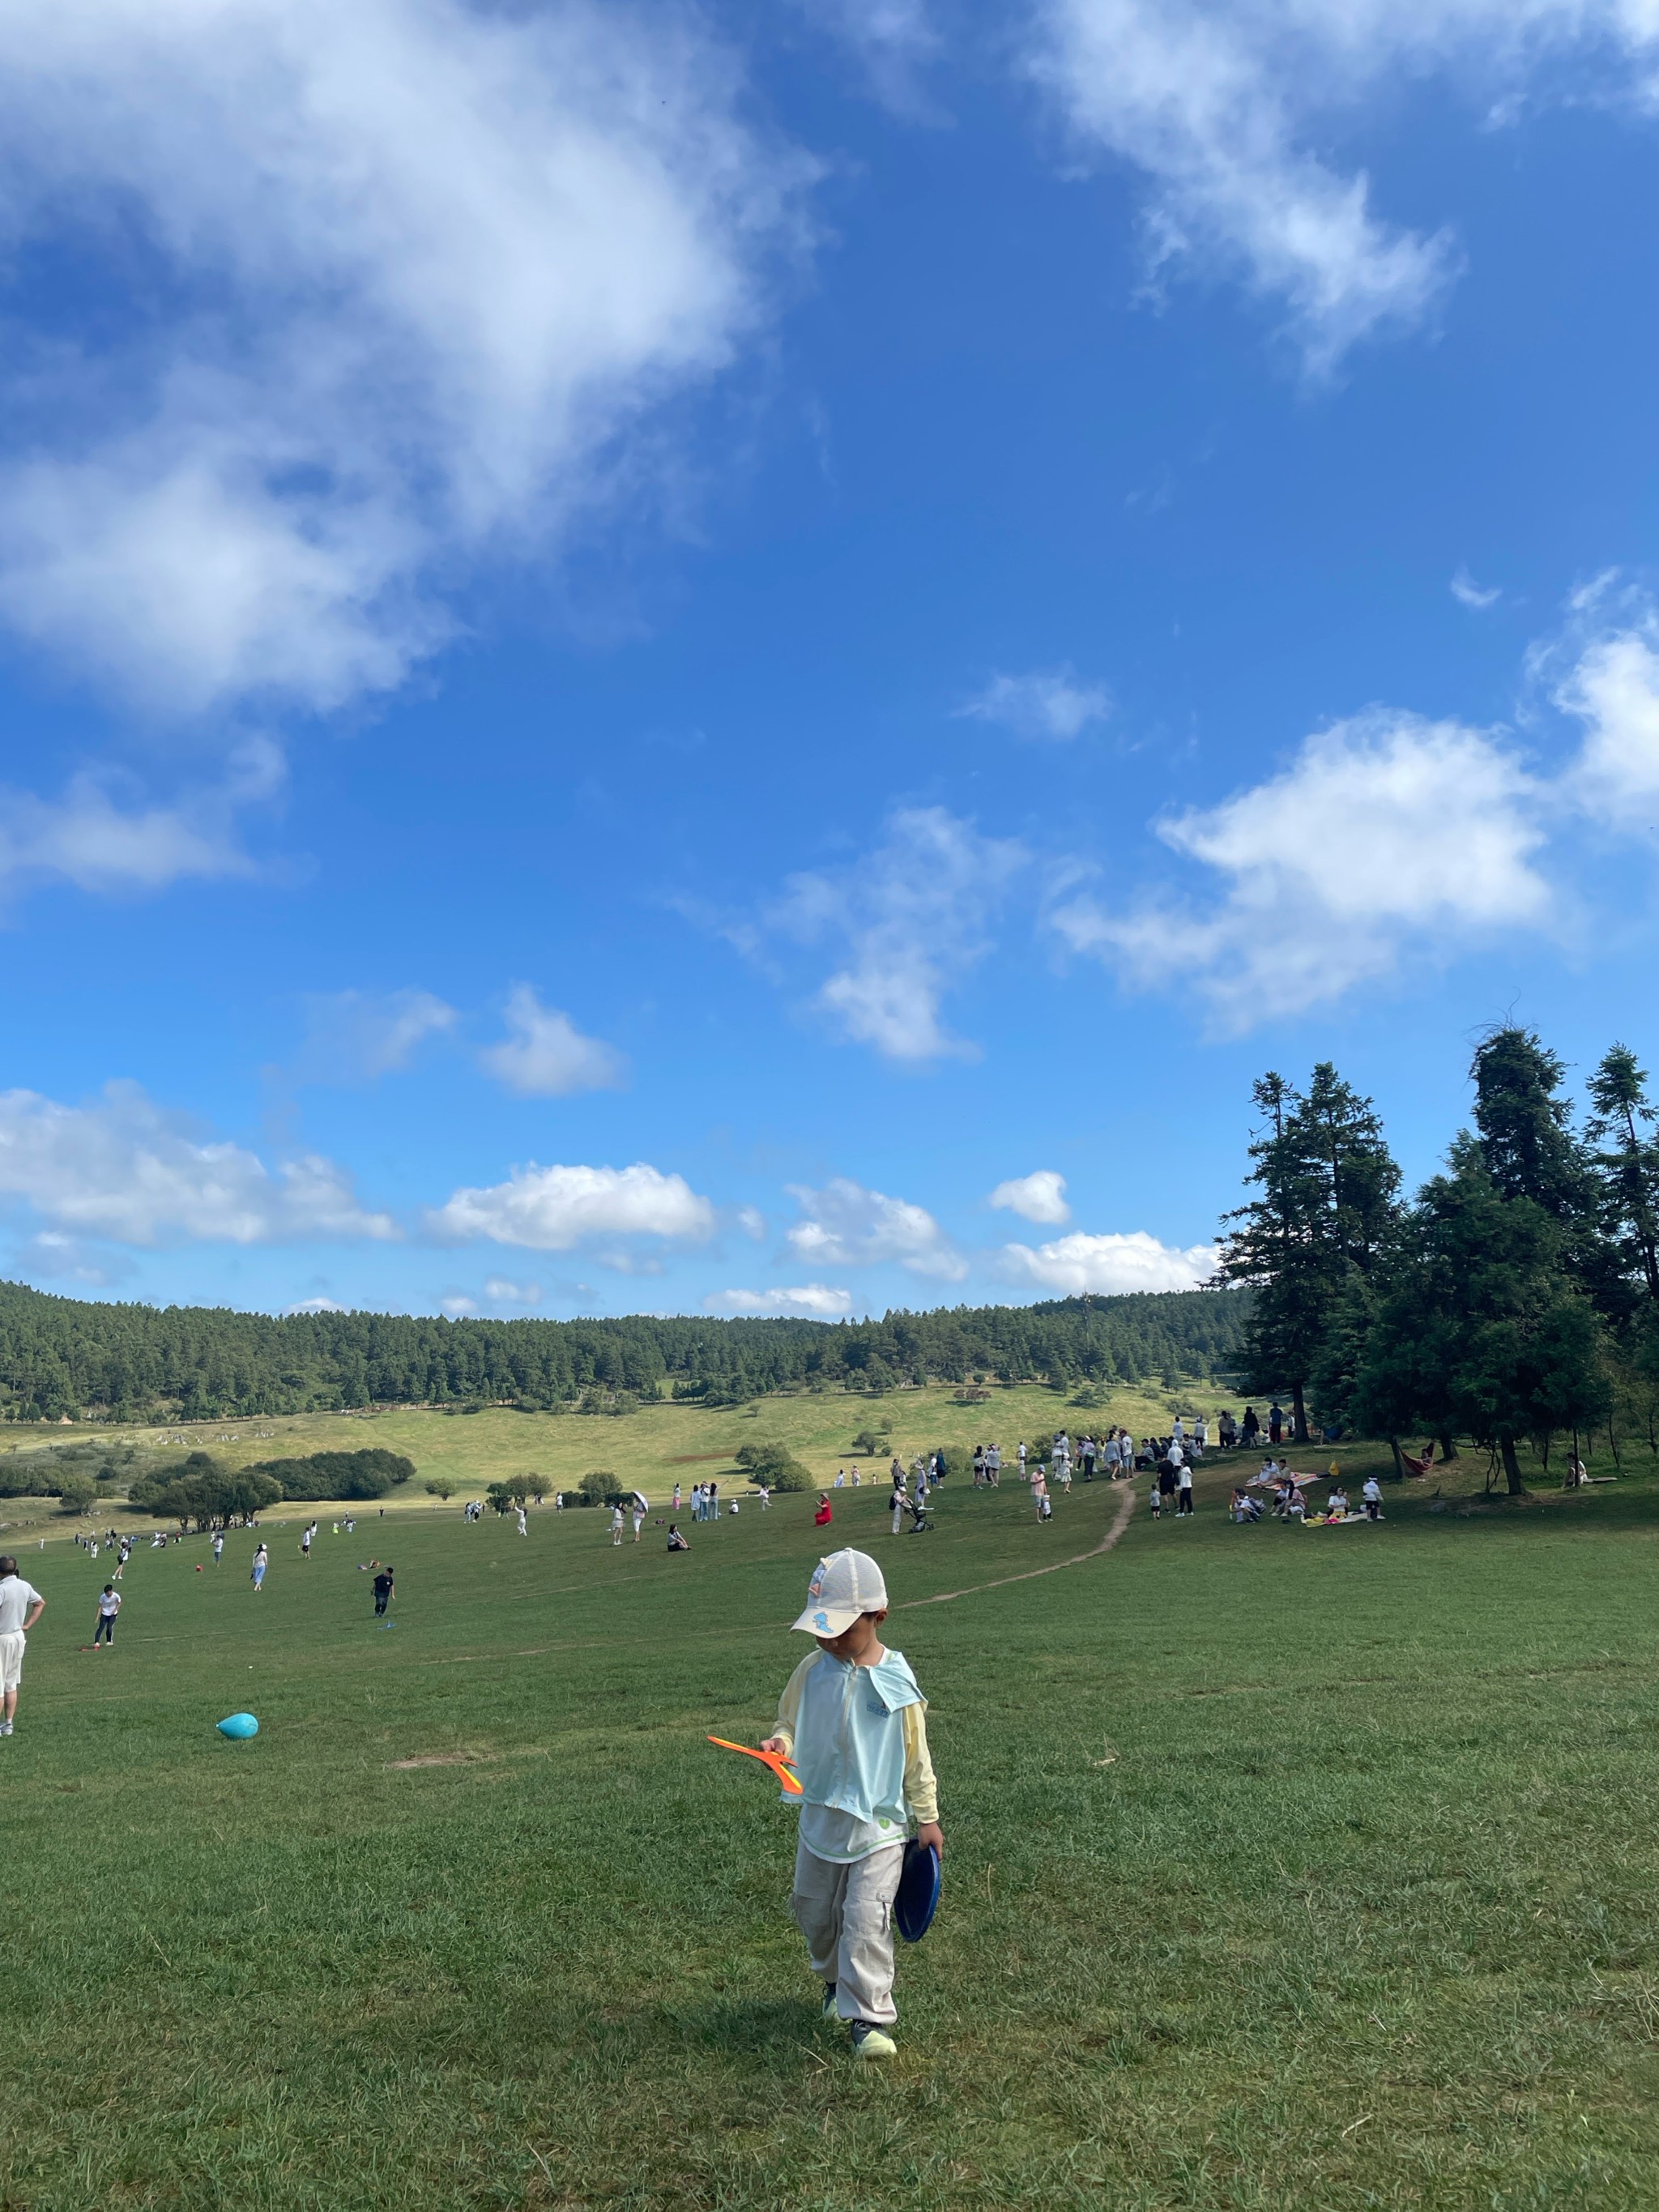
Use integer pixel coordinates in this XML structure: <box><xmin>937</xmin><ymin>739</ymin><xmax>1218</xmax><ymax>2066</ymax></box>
<box><xmin>0</xmin><ymin>1719</ymin><xmax>12</xmax><ymax>1736</ymax></box>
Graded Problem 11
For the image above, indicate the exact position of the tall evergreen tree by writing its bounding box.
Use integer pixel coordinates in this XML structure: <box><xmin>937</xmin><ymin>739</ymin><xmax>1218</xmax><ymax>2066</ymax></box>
<box><xmin>1585</xmin><ymin>1043</ymin><xmax>1659</xmax><ymax>1305</ymax></box>
<box><xmin>1218</xmin><ymin>1064</ymin><xmax>1400</xmax><ymax>1442</ymax></box>
<box><xmin>1355</xmin><ymin>1139</ymin><xmax>1609</xmax><ymax>1493</ymax></box>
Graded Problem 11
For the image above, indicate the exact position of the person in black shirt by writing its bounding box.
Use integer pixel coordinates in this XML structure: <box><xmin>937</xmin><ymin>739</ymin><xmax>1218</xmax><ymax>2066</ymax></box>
<box><xmin>373</xmin><ymin>1565</ymin><xmax>394</xmax><ymax>1617</ymax></box>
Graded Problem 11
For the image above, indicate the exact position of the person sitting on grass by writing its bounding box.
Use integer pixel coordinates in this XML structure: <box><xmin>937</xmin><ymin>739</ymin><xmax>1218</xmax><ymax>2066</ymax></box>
<box><xmin>814</xmin><ymin>1494</ymin><xmax>834</xmax><ymax>1528</ymax></box>
<box><xmin>759</xmin><ymin>1548</ymin><xmax>942</xmax><ymax>2063</ymax></box>
<box><xmin>667</xmin><ymin>1524</ymin><xmax>689</xmax><ymax>1552</ymax></box>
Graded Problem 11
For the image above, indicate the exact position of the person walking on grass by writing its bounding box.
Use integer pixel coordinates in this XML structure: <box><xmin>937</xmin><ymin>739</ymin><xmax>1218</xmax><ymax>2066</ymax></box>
<box><xmin>0</xmin><ymin>1557</ymin><xmax>45</xmax><ymax>1736</ymax></box>
<box><xmin>1032</xmin><ymin>1467</ymin><xmax>1051</xmax><ymax>1524</ymax></box>
<box><xmin>517</xmin><ymin>1506</ymin><xmax>528</xmax><ymax>1537</ymax></box>
<box><xmin>1362</xmin><ymin>1475</ymin><xmax>1384</xmax><ymax>1522</ymax></box>
<box><xmin>632</xmin><ymin>1501</ymin><xmax>645</xmax><ymax>1544</ymax></box>
<box><xmin>251</xmin><ymin>1542</ymin><xmax>268</xmax><ymax>1591</ymax></box>
<box><xmin>610</xmin><ymin>1505</ymin><xmax>625</xmax><ymax>1547</ymax></box>
<box><xmin>1175</xmin><ymin>1461</ymin><xmax>1194</xmax><ymax>1516</ymax></box>
<box><xmin>211</xmin><ymin>1531</ymin><xmax>224</xmax><ymax>1566</ymax></box>
<box><xmin>672</xmin><ymin>1480</ymin><xmax>682</xmax><ymax>1513</ymax></box>
<box><xmin>301</xmin><ymin>1522</ymin><xmax>315</xmax><ymax>1559</ymax></box>
<box><xmin>759</xmin><ymin>1548</ymin><xmax>942</xmax><ymax>2062</ymax></box>
<box><xmin>92</xmin><ymin>1583</ymin><xmax>121</xmax><ymax>1646</ymax></box>
<box><xmin>889</xmin><ymin>1467</ymin><xmax>908</xmax><ymax>1536</ymax></box>
<box><xmin>373</xmin><ymin>1564</ymin><xmax>394</xmax><ymax>1617</ymax></box>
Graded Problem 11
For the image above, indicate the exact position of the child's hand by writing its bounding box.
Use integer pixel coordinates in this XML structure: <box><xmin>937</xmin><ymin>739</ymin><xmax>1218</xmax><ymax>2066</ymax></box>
<box><xmin>916</xmin><ymin>1820</ymin><xmax>944</xmax><ymax>1859</ymax></box>
<box><xmin>759</xmin><ymin>1735</ymin><xmax>788</xmax><ymax>1756</ymax></box>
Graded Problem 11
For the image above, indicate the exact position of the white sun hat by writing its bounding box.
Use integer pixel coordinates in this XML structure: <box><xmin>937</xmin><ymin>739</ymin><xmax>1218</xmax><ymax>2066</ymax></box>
<box><xmin>790</xmin><ymin>1548</ymin><xmax>889</xmax><ymax>1637</ymax></box>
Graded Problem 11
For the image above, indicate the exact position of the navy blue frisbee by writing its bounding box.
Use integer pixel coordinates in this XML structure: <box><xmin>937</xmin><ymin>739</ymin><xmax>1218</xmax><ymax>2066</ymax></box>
<box><xmin>895</xmin><ymin>1838</ymin><xmax>940</xmax><ymax>1943</ymax></box>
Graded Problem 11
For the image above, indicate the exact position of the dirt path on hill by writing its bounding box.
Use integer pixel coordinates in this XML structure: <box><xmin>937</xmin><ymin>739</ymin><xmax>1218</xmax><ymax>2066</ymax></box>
<box><xmin>894</xmin><ymin>1478</ymin><xmax>1139</xmax><ymax>1610</ymax></box>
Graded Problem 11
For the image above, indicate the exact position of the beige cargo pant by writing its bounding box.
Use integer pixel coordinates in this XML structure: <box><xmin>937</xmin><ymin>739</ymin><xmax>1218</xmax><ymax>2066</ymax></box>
<box><xmin>791</xmin><ymin>1838</ymin><xmax>905</xmax><ymax>2025</ymax></box>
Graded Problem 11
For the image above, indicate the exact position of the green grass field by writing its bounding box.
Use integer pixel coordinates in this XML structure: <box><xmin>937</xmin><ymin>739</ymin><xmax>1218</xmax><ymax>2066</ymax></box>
<box><xmin>6</xmin><ymin>1405</ymin><xmax>1659</xmax><ymax>2210</ymax></box>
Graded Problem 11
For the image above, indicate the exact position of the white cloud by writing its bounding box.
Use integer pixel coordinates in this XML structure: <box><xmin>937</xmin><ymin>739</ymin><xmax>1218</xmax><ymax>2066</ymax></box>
<box><xmin>0</xmin><ymin>1082</ymin><xmax>396</xmax><ymax>1245</ymax></box>
<box><xmin>704</xmin><ymin>1283</ymin><xmax>853</xmax><ymax>1315</ymax></box>
<box><xmin>0</xmin><ymin>0</ymin><xmax>804</xmax><ymax>716</ymax></box>
<box><xmin>958</xmin><ymin>668</ymin><xmax>1111</xmax><ymax>741</ymax></box>
<box><xmin>287</xmin><ymin>1296</ymin><xmax>348</xmax><ymax>1314</ymax></box>
<box><xmin>441</xmin><ymin>1293</ymin><xmax>480</xmax><ymax>1318</ymax></box>
<box><xmin>0</xmin><ymin>738</ymin><xmax>280</xmax><ymax>898</ymax></box>
<box><xmin>484</xmin><ymin>1277</ymin><xmax>543</xmax><ymax>1305</ymax></box>
<box><xmin>1027</xmin><ymin>0</ymin><xmax>1659</xmax><ymax>371</ymax></box>
<box><xmin>988</xmin><ymin>1170</ymin><xmax>1071</xmax><ymax>1225</ymax></box>
<box><xmin>786</xmin><ymin>1176</ymin><xmax>966</xmax><ymax>1279</ymax></box>
<box><xmin>787</xmin><ymin>0</ymin><xmax>938</xmax><ymax>112</ymax></box>
<box><xmin>736</xmin><ymin>1205</ymin><xmax>768</xmax><ymax>1241</ymax></box>
<box><xmin>1451</xmin><ymin>565</ymin><xmax>1501</xmax><ymax>609</ymax></box>
<box><xmin>1000</xmin><ymin>1229</ymin><xmax>1218</xmax><ymax>1295</ymax></box>
<box><xmin>772</xmin><ymin>806</ymin><xmax>1026</xmax><ymax>1061</ymax></box>
<box><xmin>1054</xmin><ymin>708</ymin><xmax>1551</xmax><ymax>1026</ymax></box>
<box><xmin>300</xmin><ymin>988</ymin><xmax>458</xmax><ymax>1083</ymax></box>
<box><xmin>480</xmin><ymin>985</ymin><xmax>626</xmax><ymax>1098</ymax></box>
<box><xmin>1555</xmin><ymin>617</ymin><xmax>1659</xmax><ymax>825</ymax></box>
<box><xmin>428</xmin><ymin>1160</ymin><xmax>714</xmax><ymax>1250</ymax></box>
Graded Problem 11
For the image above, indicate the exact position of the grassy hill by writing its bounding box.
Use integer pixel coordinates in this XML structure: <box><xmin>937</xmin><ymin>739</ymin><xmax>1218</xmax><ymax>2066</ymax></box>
<box><xmin>5</xmin><ymin>1437</ymin><xmax>1659</xmax><ymax>2206</ymax></box>
<box><xmin>0</xmin><ymin>1376</ymin><xmax>1235</xmax><ymax>1526</ymax></box>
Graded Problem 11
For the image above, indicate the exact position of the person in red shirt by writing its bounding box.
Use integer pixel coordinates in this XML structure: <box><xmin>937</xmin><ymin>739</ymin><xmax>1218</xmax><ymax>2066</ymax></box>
<box><xmin>813</xmin><ymin>1494</ymin><xmax>834</xmax><ymax>1527</ymax></box>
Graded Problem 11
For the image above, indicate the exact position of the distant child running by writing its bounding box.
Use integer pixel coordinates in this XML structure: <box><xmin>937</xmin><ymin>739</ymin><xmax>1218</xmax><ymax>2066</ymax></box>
<box><xmin>92</xmin><ymin>1583</ymin><xmax>122</xmax><ymax>1646</ymax></box>
<box><xmin>760</xmin><ymin>1549</ymin><xmax>942</xmax><ymax>2060</ymax></box>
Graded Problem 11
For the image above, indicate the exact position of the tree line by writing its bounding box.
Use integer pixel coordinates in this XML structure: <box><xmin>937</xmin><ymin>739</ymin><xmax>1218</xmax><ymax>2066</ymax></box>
<box><xmin>0</xmin><ymin>1281</ymin><xmax>1251</xmax><ymax>1424</ymax></box>
<box><xmin>1218</xmin><ymin>1027</ymin><xmax>1659</xmax><ymax>1488</ymax></box>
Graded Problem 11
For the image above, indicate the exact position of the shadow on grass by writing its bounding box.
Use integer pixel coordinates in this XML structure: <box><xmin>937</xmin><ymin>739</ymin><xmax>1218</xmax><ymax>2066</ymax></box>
<box><xmin>685</xmin><ymin>1994</ymin><xmax>829</xmax><ymax>2072</ymax></box>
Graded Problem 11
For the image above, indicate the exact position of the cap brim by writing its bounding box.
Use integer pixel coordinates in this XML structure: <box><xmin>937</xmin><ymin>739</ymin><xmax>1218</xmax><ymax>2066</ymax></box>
<box><xmin>790</xmin><ymin>1603</ymin><xmax>862</xmax><ymax>1637</ymax></box>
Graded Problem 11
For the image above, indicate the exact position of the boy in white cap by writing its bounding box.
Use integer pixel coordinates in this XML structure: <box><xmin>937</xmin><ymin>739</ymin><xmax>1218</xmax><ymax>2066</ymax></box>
<box><xmin>759</xmin><ymin>1548</ymin><xmax>943</xmax><ymax>2060</ymax></box>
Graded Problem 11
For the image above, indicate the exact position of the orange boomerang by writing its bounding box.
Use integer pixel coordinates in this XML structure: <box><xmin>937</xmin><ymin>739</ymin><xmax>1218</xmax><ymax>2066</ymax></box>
<box><xmin>706</xmin><ymin>1736</ymin><xmax>804</xmax><ymax>1794</ymax></box>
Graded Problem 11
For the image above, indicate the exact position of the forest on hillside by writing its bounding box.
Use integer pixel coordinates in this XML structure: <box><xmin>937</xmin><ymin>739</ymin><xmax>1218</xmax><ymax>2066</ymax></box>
<box><xmin>0</xmin><ymin>1281</ymin><xmax>1252</xmax><ymax>1425</ymax></box>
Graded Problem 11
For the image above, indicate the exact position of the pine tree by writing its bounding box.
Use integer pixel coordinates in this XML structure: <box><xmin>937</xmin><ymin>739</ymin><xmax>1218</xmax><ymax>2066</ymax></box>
<box><xmin>1355</xmin><ymin>1140</ymin><xmax>1609</xmax><ymax>1492</ymax></box>
<box><xmin>1585</xmin><ymin>1043</ymin><xmax>1659</xmax><ymax>1305</ymax></box>
<box><xmin>1217</xmin><ymin>1065</ymin><xmax>1400</xmax><ymax>1442</ymax></box>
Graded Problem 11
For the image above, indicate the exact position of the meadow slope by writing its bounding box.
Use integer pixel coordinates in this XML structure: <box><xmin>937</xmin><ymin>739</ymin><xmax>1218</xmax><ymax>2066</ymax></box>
<box><xmin>4</xmin><ymin>1426</ymin><xmax>1658</xmax><ymax>2210</ymax></box>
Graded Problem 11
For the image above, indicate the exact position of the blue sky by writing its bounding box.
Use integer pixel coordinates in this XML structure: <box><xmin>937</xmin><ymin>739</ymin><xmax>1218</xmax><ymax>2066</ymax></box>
<box><xmin>2</xmin><ymin>0</ymin><xmax>1659</xmax><ymax>1322</ymax></box>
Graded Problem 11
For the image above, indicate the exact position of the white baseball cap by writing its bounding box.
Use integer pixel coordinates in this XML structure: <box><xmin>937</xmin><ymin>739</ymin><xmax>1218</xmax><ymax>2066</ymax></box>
<box><xmin>790</xmin><ymin>1548</ymin><xmax>889</xmax><ymax>1637</ymax></box>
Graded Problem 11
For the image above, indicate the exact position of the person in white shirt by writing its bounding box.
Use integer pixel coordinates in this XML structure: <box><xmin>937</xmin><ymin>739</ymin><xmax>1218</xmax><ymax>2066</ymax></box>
<box><xmin>632</xmin><ymin>1504</ymin><xmax>646</xmax><ymax>1543</ymax></box>
<box><xmin>1017</xmin><ymin>1441</ymin><xmax>1027</xmax><ymax>1479</ymax></box>
<box><xmin>1171</xmin><ymin>1416</ymin><xmax>1185</xmax><ymax>1446</ymax></box>
<box><xmin>987</xmin><ymin>1445</ymin><xmax>1000</xmax><ymax>1485</ymax></box>
<box><xmin>1102</xmin><ymin>1433</ymin><xmax>1122</xmax><ymax>1480</ymax></box>
<box><xmin>0</xmin><ymin>1557</ymin><xmax>46</xmax><ymax>1733</ymax></box>
<box><xmin>93</xmin><ymin>1583</ymin><xmax>122</xmax><ymax>1647</ymax></box>
<box><xmin>1175</xmin><ymin>1463</ymin><xmax>1194</xmax><ymax>1516</ymax></box>
<box><xmin>517</xmin><ymin>1507</ymin><xmax>529</xmax><ymax>1536</ymax></box>
<box><xmin>1362</xmin><ymin>1475</ymin><xmax>1384</xmax><ymax>1522</ymax></box>
<box><xmin>610</xmin><ymin>1505</ymin><xmax>625</xmax><ymax>1547</ymax></box>
<box><xmin>1167</xmin><ymin>1438</ymin><xmax>1185</xmax><ymax>1469</ymax></box>
<box><xmin>211</xmin><ymin>1532</ymin><xmax>224</xmax><ymax>1565</ymax></box>
<box><xmin>835</xmin><ymin>1469</ymin><xmax>845</xmax><ymax>1488</ymax></box>
<box><xmin>755</xmin><ymin>1483</ymin><xmax>771</xmax><ymax>1510</ymax></box>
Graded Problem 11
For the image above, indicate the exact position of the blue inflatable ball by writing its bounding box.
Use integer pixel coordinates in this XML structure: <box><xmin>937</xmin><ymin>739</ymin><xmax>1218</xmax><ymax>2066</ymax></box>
<box><xmin>216</xmin><ymin>1712</ymin><xmax>259</xmax><ymax>1740</ymax></box>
